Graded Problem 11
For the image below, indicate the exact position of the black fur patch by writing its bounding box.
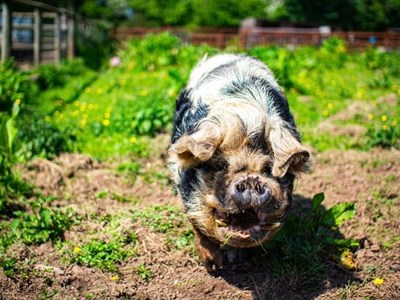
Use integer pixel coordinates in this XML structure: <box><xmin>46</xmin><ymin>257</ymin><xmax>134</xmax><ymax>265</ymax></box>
<box><xmin>171</xmin><ymin>89</ymin><xmax>209</xmax><ymax>144</ymax></box>
<box><xmin>177</xmin><ymin>168</ymin><xmax>200</xmax><ymax>211</ymax></box>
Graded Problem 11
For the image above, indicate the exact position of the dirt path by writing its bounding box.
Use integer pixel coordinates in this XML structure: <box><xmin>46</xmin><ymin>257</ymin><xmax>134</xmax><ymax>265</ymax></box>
<box><xmin>1</xmin><ymin>141</ymin><xmax>399</xmax><ymax>299</ymax></box>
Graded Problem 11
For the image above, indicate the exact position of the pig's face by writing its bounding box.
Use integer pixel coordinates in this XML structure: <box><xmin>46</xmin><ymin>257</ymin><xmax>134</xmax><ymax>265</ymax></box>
<box><xmin>170</xmin><ymin>122</ymin><xmax>309</xmax><ymax>248</ymax></box>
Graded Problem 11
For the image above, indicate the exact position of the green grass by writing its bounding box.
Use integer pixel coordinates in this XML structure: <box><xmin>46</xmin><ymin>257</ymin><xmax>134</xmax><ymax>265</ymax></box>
<box><xmin>131</xmin><ymin>204</ymin><xmax>194</xmax><ymax>250</ymax></box>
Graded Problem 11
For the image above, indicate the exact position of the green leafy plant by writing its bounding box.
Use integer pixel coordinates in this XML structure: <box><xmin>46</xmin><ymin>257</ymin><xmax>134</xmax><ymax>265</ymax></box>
<box><xmin>10</xmin><ymin>196</ymin><xmax>78</xmax><ymax>245</ymax></box>
<box><xmin>259</xmin><ymin>193</ymin><xmax>357</xmax><ymax>290</ymax></box>
<box><xmin>136</xmin><ymin>264</ymin><xmax>153</xmax><ymax>281</ymax></box>
<box><xmin>0</xmin><ymin>102</ymin><xmax>21</xmax><ymax>210</ymax></box>
<box><xmin>130</xmin><ymin>102</ymin><xmax>173</xmax><ymax>136</ymax></box>
<box><xmin>35</xmin><ymin>59</ymin><xmax>88</xmax><ymax>90</ymax></box>
<box><xmin>0</xmin><ymin>60</ymin><xmax>28</xmax><ymax>112</ymax></box>
<box><xmin>367</xmin><ymin>124</ymin><xmax>400</xmax><ymax>149</ymax></box>
<box><xmin>0</xmin><ymin>257</ymin><xmax>17</xmax><ymax>277</ymax></box>
<box><xmin>16</xmin><ymin>119</ymin><xmax>76</xmax><ymax>160</ymax></box>
<box><xmin>67</xmin><ymin>236</ymin><xmax>135</xmax><ymax>272</ymax></box>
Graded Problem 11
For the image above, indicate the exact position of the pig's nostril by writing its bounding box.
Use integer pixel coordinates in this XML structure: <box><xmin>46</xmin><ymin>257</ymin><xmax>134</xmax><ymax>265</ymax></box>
<box><xmin>254</xmin><ymin>183</ymin><xmax>265</xmax><ymax>195</ymax></box>
<box><xmin>259</xmin><ymin>187</ymin><xmax>271</xmax><ymax>204</ymax></box>
<box><xmin>236</xmin><ymin>183</ymin><xmax>246</xmax><ymax>193</ymax></box>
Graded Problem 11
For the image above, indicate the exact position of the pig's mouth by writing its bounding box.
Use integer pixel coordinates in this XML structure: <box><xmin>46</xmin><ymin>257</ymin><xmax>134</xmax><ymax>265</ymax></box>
<box><xmin>213</xmin><ymin>207</ymin><xmax>282</xmax><ymax>243</ymax></box>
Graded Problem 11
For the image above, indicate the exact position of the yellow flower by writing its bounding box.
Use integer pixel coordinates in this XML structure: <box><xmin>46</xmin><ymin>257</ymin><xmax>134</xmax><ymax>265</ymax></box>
<box><xmin>74</xmin><ymin>101</ymin><xmax>80</xmax><ymax>107</ymax></box>
<box><xmin>130</xmin><ymin>136</ymin><xmax>137</xmax><ymax>143</ymax></box>
<box><xmin>340</xmin><ymin>250</ymin><xmax>357</xmax><ymax>270</ymax></box>
<box><xmin>367</xmin><ymin>114</ymin><xmax>374</xmax><ymax>120</ymax></box>
<box><xmin>391</xmin><ymin>120</ymin><xmax>397</xmax><ymax>126</ymax></box>
<box><xmin>102</xmin><ymin>119</ymin><xmax>110</xmax><ymax>126</ymax></box>
<box><xmin>382</xmin><ymin>125</ymin><xmax>388</xmax><ymax>131</ymax></box>
<box><xmin>140</xmin><ymin>90</ymin><xmax>148</xmax><ymax>96</ymax></box>
<box><xmin>15</xmin><ymin>99</ymin><xmax>21</xmax><ymax>105</ymax></box>
<box><xmin>373</xmin><ymin>278</ymin><xmax>384</xmax><ymax>285</ymax></box>
<box><xmin>104</xmin><ymin>112</ymin><xmax>111</xmax><ymax>119</ymax></box>
<box><xmin>88</xmin><ymin>103</ymin><xmax>94</xmax><ymax>110</ymax></box>
<box><xmin>327</xmin><ymin>103</ymin><xmax>333</xmax><ymax>109</ymax></box>
<box><xmin>85</xmin><ymin>87</ymin><xmax>92</xmax><ymax>94</ymax></box>
<box><xmin>120</xmin><ymin>79</ymin><xmax>126</xmax><ymax>86</ymax></box>
<box><xmin>111</xmin><ymin>275</ymin><xmax>119</xmax><ymax>282</ymax></box>
<box><xmin>322</xmin><ymin>110</ymin><xmax>329</xmax><ymax>116</ymax></box>
<box><xmin>96</xmin><ymin>88</ymin><xmax>103</xmax><ymax>95</ymax></box>
<box><xmin>73</xmin><ymin>246</ymin><xmax>81</xmax><ymax>254</ymax></box>
<box><xmin>80</xmin><ymin>119</ymin><xmax>87</xmax><ymax>127</ymax></box>
<box><xmin>381</xmin><ymin>115</ymin><xmax>387</xmax><ymax>122</ymax></box>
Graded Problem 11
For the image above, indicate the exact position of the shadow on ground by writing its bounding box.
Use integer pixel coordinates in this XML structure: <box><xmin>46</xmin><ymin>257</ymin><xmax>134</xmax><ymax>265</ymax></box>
<box><xmin>212</xmin><ymin>194</ymin><xmax>359</xmax><ymax>300</ymax></box>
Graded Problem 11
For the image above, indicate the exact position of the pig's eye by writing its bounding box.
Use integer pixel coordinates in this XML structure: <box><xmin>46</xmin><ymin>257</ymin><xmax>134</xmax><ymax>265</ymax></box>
<box><xmin>199</xmin><ymin>159</ymin><xmax>228</xmax><ymax>172</ymax></box>
<box><xmin>262</xmin><ymin>165</ymin><xmax>272</xmax><ymax>176</ymax></box>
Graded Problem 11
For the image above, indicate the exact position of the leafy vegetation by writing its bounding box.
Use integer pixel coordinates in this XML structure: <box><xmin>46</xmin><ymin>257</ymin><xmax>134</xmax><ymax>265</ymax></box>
<box><xmin>259</xmin><ymin>193</ymin><xmax>357</xmax><ymax>289</ymax></box>
<box><xmin>64</xmin><ymin>236</ymin><xmax>135</xmax><ymax>272</ymax></box>
<box><xmin>33</xmin><ymin>0</ymin><xmax>399</xmax><ymax>30</ymax></box>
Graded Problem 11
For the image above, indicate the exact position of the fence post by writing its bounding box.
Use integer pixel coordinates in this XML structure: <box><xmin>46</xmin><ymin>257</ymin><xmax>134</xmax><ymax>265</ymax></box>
<box><xmin>54</xmin><ymin>12</ymin><xmax>61</xmax><ymax>63</ymax></box>
<box><xmin>33</xmin><ymin>8</ymin><xmax>42</xmax><ymax>66</ymax></box>
<box><xmin>67</xmin><ymin>15</ymin><xmax>75</xmax><ymax>60</ymax></box>
<box><xmin>1</xmin><ymin>1</ymin><xmax>12</xmax><ymax>62</ymax></box>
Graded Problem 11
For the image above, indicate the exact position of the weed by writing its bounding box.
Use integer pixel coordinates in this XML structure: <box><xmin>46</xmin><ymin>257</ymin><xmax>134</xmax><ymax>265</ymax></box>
<box><xmin>131</xmin><ymin>205</ymin><xmax>186</xmax><ymax>234</ymax></box>
<box><xmin>16</xmin><ymin>118</ymin><xmax>76</xmax><ymax>160</ymax></box>
<box><xmin>96</xmin><ymin>190</ymin><xmax>138</xmax><ymax>203</ymax></box>
<box><xmin>0</xmin><ymin>101</ymin><xmax>21</xmax><ymax>210</ymax></box>
<box><xmin>367</xmin><ymin>123</ymin><xmax>400</xmax><ymax>149</ymax></box>
<box><xmin>137</xmin><ymin>264</ymin><xmax>153</xmax><ymax>281</ymax></box>
<box><xmin>0</xmin><ymin>257</ymin><xmax>17</xmax><ymax>276</ymax></box>
<box><xmin>131</xmin><ymin>205</ymin><xmax>194</xmax><ymax>250</ymax></box>
<box><xmin>66</xmin><ymin>236</ymin><xmax>135</xmax><ymax>272</ymax></box>
<box><xmin>258</xmin><ymin>193</ymin><xmax>357</xmax><ymax>290</ymax></box>
<box><xmin>9</xmin><ymin>196</ymin><xmax>78</xmax><ymax>245</ymax></box>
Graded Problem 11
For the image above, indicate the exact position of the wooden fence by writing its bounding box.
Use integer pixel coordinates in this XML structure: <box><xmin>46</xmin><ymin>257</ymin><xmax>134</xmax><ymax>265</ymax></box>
<box><xmin>112</xmin><ymin>27</ymin><xmax>400</xmax><ymax>50</ymax></box>
<box><xmin>0</xmin><ymin>0</ymin><xmax>102</xmax><ymax>65</ymax></box>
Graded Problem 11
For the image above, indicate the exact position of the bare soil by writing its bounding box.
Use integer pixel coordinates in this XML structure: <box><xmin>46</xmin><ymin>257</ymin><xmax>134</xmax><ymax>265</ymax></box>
<box><xmin>1</xmin><ymin>140</ymin><xmax>399</xmax><ymax>300</ymax></box>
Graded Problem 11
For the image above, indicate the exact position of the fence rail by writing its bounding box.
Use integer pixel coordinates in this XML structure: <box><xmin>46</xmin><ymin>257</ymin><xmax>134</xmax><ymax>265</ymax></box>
<box><xmin>112</xmin><ymin>27</ymin><xmax>400</xmax><ymax>50</ymax></box>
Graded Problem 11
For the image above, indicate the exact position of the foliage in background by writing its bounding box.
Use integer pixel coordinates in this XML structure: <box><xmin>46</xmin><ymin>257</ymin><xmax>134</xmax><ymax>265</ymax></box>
<box><xmin>0</xmin><ymin>60</ymin><xmax>29</xmax><ymax>112</ymax></box>
<box><xmin>35</xmin><ymin>59</ymin><xmax>89</xmax><ymax>90</ymax></box>
<box><xmin>11</xmin><ymin>0</ymin><xmax>400</xmax><ymax>30</ymax></box>
<box><xmin>8</xmin><ymin>33</ymin><xmax>396</xmax><ymax>159</ymax></box>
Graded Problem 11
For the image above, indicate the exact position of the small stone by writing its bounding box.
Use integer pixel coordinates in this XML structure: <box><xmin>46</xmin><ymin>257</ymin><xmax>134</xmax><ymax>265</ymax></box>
<box><xmin>390</xmin><ymin>264</ymin><xmax>400</xmax><ymax>272</ymax></box>
<box><xmin>370</xmin><ymin>244</ymin><xmax>380</xmax><ymax>252</ymax></box>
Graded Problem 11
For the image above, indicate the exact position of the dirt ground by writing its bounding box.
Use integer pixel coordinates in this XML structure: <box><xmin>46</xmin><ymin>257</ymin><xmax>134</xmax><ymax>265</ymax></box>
<box><xmin>1</xmin><ymin>139</ymin><xmax>399</xmax><ymax>299</ymax></box>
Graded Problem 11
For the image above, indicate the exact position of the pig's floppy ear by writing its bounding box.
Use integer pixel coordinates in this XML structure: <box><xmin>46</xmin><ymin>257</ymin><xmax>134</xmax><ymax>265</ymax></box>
<box><xmin>169</xmin><ymin>128</ymin><xmax>222</xmax><ymax>169</ymax></box>
<box><xmin>268</xmin><ymin>123</ymin><xmax>310</xmax><ymax>178</ymax></box>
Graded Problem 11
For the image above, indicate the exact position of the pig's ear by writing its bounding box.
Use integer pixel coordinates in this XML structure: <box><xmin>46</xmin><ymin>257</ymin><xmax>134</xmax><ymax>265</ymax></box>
<box><xmin>268</xmin><ymin>123</ymin><xmax>311</xmax><ymax>178</ymax></box>
<box><xmin>169</xmin><ymin>129</ymin><xmax>222</xmax><ymax>169</ymax></box>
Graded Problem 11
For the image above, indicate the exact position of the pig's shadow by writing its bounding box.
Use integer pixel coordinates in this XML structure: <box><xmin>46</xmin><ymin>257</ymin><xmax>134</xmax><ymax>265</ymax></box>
<box><xmin>211</xmin><ymin>194</ymin><xmax>359</xmax><ymax>300</ymax></box>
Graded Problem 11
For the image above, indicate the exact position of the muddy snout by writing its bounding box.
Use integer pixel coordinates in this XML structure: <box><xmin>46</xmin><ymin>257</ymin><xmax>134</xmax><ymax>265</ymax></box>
<box><xmin>229</xmin><ymin>175</ymin><xmax>271</xmax><ymax>209</ymax></box>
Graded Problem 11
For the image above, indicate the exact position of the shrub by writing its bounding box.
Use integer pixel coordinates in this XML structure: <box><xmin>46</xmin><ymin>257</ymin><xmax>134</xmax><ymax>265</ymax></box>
<box><xmin>16</xmin><ymin>119</ymin><xmax>76</xmax><ymax>160</ymax></box>
<box><xmin>121</xmin><ymin>32</ymin><xmax>181</xmax><ymax>70</ymax></box>
<box><xmin>35</xmin><ymin>59</ymin><xmax>88</xmax><ymax>90</ymax></box>
<box><xmin>0</xmin><ymin>60</ymin><xmax>28</xmax><ymax>112</ymax></box>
